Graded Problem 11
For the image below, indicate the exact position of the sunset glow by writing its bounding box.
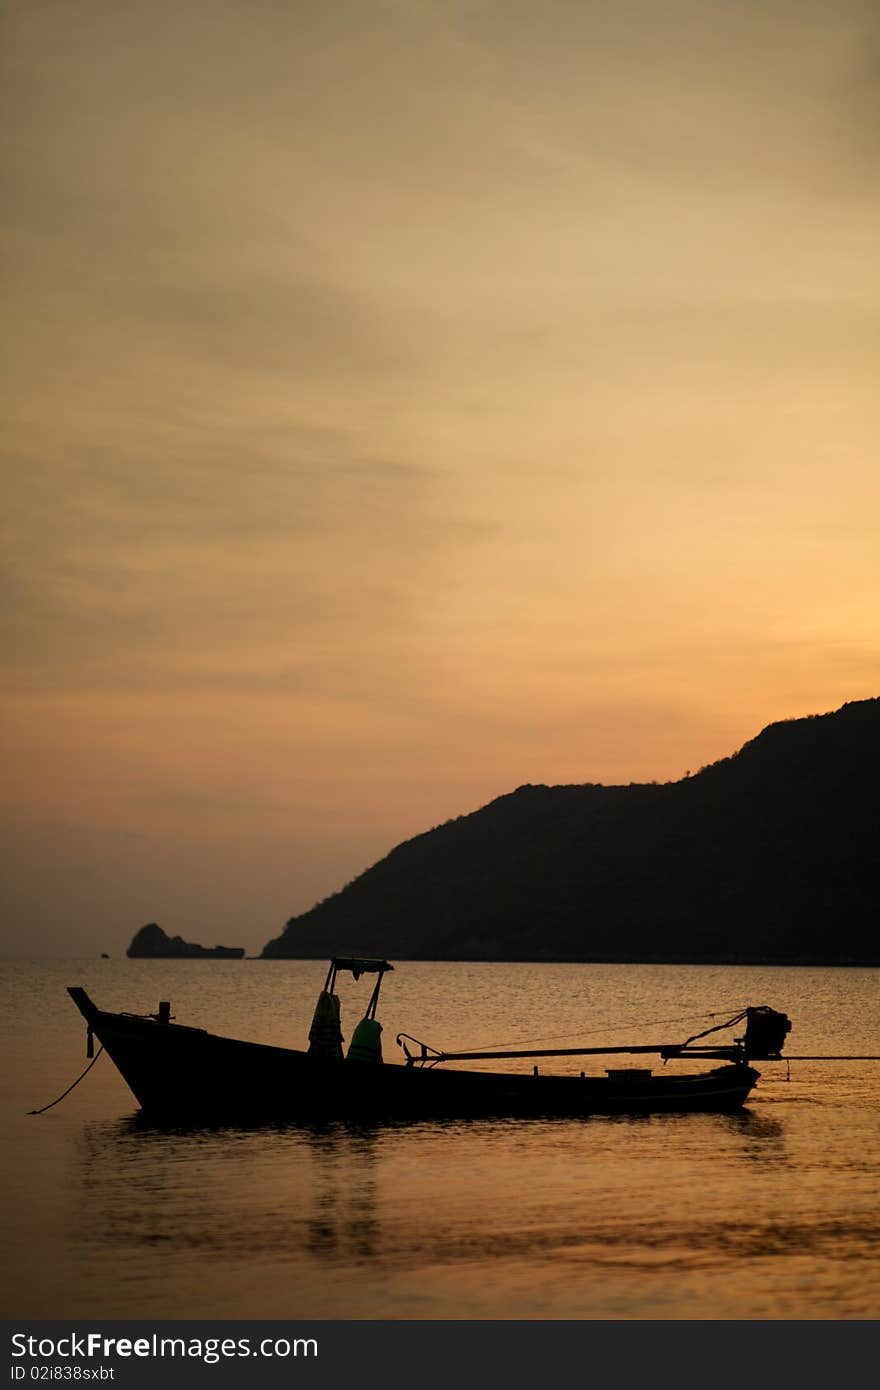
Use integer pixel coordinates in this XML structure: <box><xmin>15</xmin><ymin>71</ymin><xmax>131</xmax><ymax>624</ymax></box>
<box><xmin>3</xmin><ymin>0</ymin><xmax>879</xmax><ymax>954</ymax></box>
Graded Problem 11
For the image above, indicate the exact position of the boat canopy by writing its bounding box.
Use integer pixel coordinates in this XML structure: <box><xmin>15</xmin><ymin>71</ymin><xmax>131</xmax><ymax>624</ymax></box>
<box><xmin>317</xmin><ymin>958</ymin><xmax>394</xmax><ymax>1043</ymax></box>
<box><xmin>327</xmin><ymin>957</ymin><xmax>393</xmax><ymax>981</ymax></box>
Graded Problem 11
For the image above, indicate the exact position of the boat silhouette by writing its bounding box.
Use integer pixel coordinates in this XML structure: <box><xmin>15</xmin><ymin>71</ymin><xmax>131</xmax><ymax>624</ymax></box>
<box><xmin>66</xmin><ymin>958</ymin><xmax>792</xmax><ymax>1124</ymax></box>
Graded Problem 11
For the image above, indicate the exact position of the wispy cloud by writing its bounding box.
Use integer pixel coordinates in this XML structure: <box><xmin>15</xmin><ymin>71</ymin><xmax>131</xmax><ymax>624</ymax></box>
<box><xmin>2</xmin><ymin>0</ymin><xmax>879</xmax><ymax>951</ymax></box>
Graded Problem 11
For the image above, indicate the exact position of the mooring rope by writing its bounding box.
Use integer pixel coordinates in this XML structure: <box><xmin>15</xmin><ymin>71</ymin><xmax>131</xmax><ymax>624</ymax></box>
<box><xmin>28</xmin><ymin>1046</ymin><xmax>105</xmax><ymax>1114</ymax></box>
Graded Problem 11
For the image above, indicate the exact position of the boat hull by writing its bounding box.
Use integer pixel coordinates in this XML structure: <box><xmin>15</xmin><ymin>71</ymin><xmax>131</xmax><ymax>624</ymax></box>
<box><xmin>68</xmin><ymin>991</ymin><xmax>760</xmax><ymax>1123</ymax></box>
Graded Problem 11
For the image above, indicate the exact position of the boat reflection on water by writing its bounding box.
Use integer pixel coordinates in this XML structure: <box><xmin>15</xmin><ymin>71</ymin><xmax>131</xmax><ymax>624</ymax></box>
<box><xmin>716</xmin><ymin>1108</ymin><xmax>788</xmax><ymax>1167</ymax></box>
<box><xmin>305</xmin><ymin>1125</ymin><xmax>379</xmax><ymax>1260</ymax></box>
<box><xmin>73</xmin><ymin>1114</ymin><xmax>385</xmax><ymax>1264</ymax></box>
<box><xmin>71</xmin><ymin>1103</ymin><xmax>789</xmax><ymax>1276</ymax></box>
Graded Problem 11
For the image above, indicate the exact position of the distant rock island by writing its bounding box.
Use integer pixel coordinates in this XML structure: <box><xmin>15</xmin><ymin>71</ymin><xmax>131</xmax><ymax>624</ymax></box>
<box><xmin>128</xmin><ymin>923</ymin><xmax>245</xmax><ymax>959</ymax></box>
<box><xmin>262</xmin><ymin>697</ymin><xmax>880</xmax><ymax>966</ymax></box>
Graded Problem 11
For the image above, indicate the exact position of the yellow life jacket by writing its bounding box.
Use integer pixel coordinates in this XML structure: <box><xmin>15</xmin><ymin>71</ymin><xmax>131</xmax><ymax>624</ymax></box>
<box><xmin>308</xmin><ymin>990</ymin><xmax>344</xmax><ymax>1060</ymax></box>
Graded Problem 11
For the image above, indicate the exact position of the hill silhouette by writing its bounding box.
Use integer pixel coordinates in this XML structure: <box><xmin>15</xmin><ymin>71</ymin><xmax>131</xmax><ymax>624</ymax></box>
<box><xmin>128</xmin><ymin>923</ymin><xmax>245</xmax><ymax>959</ymax></box>
<box><xmin>261</xmin><ymin>698</ymin><xmax>880</xmax><ymax>965</ymax></box>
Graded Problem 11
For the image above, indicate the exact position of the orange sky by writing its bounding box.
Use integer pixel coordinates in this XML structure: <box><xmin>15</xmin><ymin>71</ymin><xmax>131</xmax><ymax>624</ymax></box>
<box><xmin>3</xmin><ymin>1</ymin><xmax>879</xmax><ymax>955</ymax></box>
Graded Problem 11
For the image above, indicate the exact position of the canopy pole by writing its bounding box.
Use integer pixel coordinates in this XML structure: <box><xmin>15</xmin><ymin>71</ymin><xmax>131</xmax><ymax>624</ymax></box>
<box><xmin>365</xmin><ymin>975</ymin><xmax>384</xmax><ymax>1020</ymax></box>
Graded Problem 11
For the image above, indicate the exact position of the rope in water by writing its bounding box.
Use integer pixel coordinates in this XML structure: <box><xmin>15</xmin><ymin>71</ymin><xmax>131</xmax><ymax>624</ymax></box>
<box><xmin>28</xmin><ymin>1046</ymin><xmax>105</xmax><ymax>1114</ymax></box>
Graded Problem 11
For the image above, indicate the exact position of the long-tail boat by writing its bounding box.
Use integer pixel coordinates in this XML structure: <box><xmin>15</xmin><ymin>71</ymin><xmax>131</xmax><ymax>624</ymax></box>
<box><xmin>66</xmin><ymin>958</ymin><xmax>792</xmax><ymax>1124</ymax></box>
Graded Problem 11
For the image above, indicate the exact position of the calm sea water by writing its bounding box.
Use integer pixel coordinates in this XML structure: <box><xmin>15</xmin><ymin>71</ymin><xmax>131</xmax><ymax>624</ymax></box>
<box><xmin>1</xmin><ymin>958</ymin><xmax>878</xmax><ymax>1320</ymax></box>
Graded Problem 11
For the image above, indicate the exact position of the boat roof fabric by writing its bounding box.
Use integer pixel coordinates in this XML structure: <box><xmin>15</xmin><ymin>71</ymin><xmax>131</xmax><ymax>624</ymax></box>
<box><xmin>331</xmin><ymin>957</ymin><xmax>394</xmax><ymax>976</ymax></box>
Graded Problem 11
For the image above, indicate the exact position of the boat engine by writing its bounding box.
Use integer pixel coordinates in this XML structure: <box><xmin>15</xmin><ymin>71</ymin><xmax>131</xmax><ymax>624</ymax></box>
<box><xmin>742</xmin><ymin>1006</ymin><xmax>792</xmax><ymax>1060</ymax></box>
